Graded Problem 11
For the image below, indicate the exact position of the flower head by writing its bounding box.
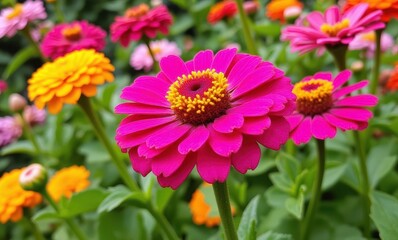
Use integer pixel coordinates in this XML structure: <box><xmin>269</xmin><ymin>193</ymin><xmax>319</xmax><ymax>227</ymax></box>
<box><xmin>23</xmin><ymin>105</ymin><xmax>46</xmax><ymax>127</ymax></box>
<box><xmin>41</xmin><ymin>21</ymin><xmax>107</xmax><ymax>60</ymax></box>
<box><xmin>266</xmin><ymin>0</ymin><xmax>303</xmax><ymax>23</ymax></box>
<box><xmin>19</xmin><ymin>164</ymin><xmax>48</xmax><ymax>192</ymax></box>
<box><xmin>282</xmin><ymin>4</ymin><xmax>385</xmax><ymax>55</ymax></box>
<box><xmin>349</xmin><ymin>31</ymin><xmax>394</xmax><ymax>58</ymax></box>
<box><xmin>387</xmin><ymin>67</ymin><xmax>398</xmax><ymax>91</ymax></box>
<box><xmin>110</xmin><ymin>4</ymin><xmax>173</xmax><ymax>47</ymax></box>
<box><xmin>343</xmin><ymin>0</ymin><xmax>398</xmax><ymax>22</ymax></box>
<box><xmin>115</xmin><ymin>48</ymin><xmax>295</xmax><ymax>189</ymax></box>
<box><xmin>47</xmin><ymin>165</ymin><xmax>90</xmax><ymax>202</ymax></box>
<box><xmin>0</xmin><ymin>1</ymin><xmax>47</xmax><ymax>38</ymax></box>
<box><xmin>130</xmin><ymin>39</ymin><xmax>181</xmax><ymax>72</ymax></box>
<box><xmin>0</xmin><ymin>116</ymin><xmax>22</xmax><ymax>147</ymax></box>
<box><xmin>0</xmin><ymin>168</ymin><xmax>42</xmax><ymax>223</ymax></box>
<box><xmin>0</xmin><ymin>80</ymin><xmax>8</xmax><ymax>93</ymax></box>
<box><xmin>288</xmin><ymin>70</ymin><xmax>378</xmax><ymax>144</ymax></box>
<box><xmin>189</xmin><ymin>183</ymin><xmax>235</xmax><ymax>227</ymax></box>
<box><xmin>207</xmin><ymin>0</ymin><xmax>237</xmax><ymax>24</ymax></box>
<box><xmin>8</xmin><ymin>93</ymin><xmax>27</xmax><ymax>112</ymax></box>
<box><xmin>28</xmin><ymin>49</ymin><xmax>115</xmax><ymax>114</ymax></box>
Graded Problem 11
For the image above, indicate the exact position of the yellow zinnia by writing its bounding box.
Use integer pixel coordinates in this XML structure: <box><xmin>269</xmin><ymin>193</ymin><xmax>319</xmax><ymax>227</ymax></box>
<box><xmin>28</xmin><ymin>49</ymin><xmax>115</xmax><ymax>114</ymax></box>
<box><xmin>0</xmin><ymin>168</ymin><xmax>42</xmax><ymax>223</ymax></box>
<box><xmin>47</xmin><ymin>165</ymin><xmax>90</xmax><ymax>202</ymax></box>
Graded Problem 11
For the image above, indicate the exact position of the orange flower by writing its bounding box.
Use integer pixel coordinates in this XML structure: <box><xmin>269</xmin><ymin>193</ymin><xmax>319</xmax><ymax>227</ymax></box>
<box><xmin>28</xmin><ymin>49</ymin><xmax>115</xmax><ymax>114</ymax></box>
<box><xmin>387</xmin><ymin>68</ymin><xmax>398</xmax><ymax>91</ymax></box>
<box><xmin>207</xmin><ymin>0</ymin><xmax>237</xmax><ymax>24</ymax></box>
<box><xmin>266</xmin><ymin>0</ymin><xmax>303</xmax><ymax>23</ymax></box>
<box><xmin>189</xmin><ymin>183</ymin><xmax>235</xmax><ymax>227</ymax></box>
<box><xmin>0</xmin><ymin>168</ymin><xmax>42</xmax><ymax>223</ymax></box>
<box><xmin>344</xmin><ymin>0</ymin><xmax>398</xmax><ymax>22</ymax></box>
<box><xmin>47</xmin><ymin>165</ymin><xmax>90</xmax><ymax>202</ymax></box>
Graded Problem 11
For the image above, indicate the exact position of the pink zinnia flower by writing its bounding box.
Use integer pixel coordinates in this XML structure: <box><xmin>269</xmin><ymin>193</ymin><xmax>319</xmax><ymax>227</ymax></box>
<box><xmin>349</xmin><ymin>31</ymin><xmax>394</xmax><ymax>58</ymax></box>
<box><xmin>0</xmin><ymin>116</ymin><xmax>22</xmax><ymax>147</ymax></box>
<box><xmin>130</xmin><ymin>39</ymin><xmax>181</xmax><ymax>72</ymax></box>
<box><xmin>110</xmin><ymin>4</ymin><xmax>173</xmax><ymax>47</ymax></box>
<box><xmin>288</xmin><ymin>70</ymin><xmax>378</xmax><ymax>144</ymax></box>
<box><xmin>115</xmin><ymin>48</ymin><xmax>295</xmax><ymax>189</ymax></box>
<box><xmin>41</xmin><ymin>21</ymin><xmax>106</xmax><ymax>59</ymax></box>
<box><xmin>0</xmin><ymin>1</ymin><xmax>46</xmax><ymax>38</ymax></box>
<box><xmin>0</xmin><ymin>80</ymin><xmax>7</xmax><ymax>94</ymax></box>
<box><xmin>23</xmin><ymin>105</ymin><xmax>46</xmax><ymax>127</ymax></box>
<box><xmin>281</xmin><ymin>3</ymin><xmax>385</xmax><ymax>55</ymax></box>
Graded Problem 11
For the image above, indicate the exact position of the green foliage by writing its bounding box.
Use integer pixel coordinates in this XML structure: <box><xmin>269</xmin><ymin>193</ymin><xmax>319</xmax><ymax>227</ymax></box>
<box><xmin>371</xmin><ymin>191</ymin><xmax>398</xmax><ymax>240</ymax></box>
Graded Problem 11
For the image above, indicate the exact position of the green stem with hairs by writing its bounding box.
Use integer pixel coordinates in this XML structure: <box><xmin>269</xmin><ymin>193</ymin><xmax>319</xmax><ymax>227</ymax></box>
<box><xmin>235</xmin><ymin>0</ymin><xmax>258</xmax><ymax>55</ymax></box>
<box><xmin>143</xmin><ymin>38</ymin><xmax>159</xmax><ymax>72</ymax></box>
<box><xmin>369</xmin><ymin>29</ymin><xmax>383</xmax><ymax>95</ymax></box>
<box><xmin>78</xmin><ymin>96</ymin><xmax>139</xmax><ymax>192</ymax></box>
<box><xmin>212</xmin><ymin>182</ymin><xmax>238</xmax><ymax>240</ymax></box>
<box><xmin>146</xmin><ymin>203</ymin><xmax>180</xmax><ymax>240</ymax></box>
<box><xmin>18</xmin><ymin>113</ymin><xmax>42</xmax><ymax>157</ymax></box>
<box><xmin>24</xmin><ymin>210</ymin><xmax>45</xmax><ymax>240</ymax></box>
<box><xmin>54</xmin><ymin>0</ymin><xmax>65</xmax><ymax>23</ymax></box>
<box><xmin>300</xmin><ymin>139</ymin><xmax>326</xmax><ymax>240</ymax></box>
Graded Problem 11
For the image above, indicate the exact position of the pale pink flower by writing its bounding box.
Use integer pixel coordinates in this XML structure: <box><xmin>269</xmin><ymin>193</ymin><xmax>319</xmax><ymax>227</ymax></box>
<box><xmin>23</xmin><ymin>106</ymin><xmax>46</xmax><ymax>127</ymax></box>
<box><xmin>349</xmin><ymin>31</ymin><xmax>394</xmax><ymax>57</ymax></box>
<box><xmin>0</xmin><ymin>116</ymin><xmax>22</xmax><ymax>147</ymax></box>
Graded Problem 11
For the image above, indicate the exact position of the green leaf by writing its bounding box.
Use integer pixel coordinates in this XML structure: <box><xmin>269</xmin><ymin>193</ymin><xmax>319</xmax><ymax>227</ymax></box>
<box><xmin>2</xmin><ymin>46</ymin><xmax>37</xmax><ymax>79</ymax></box>
<box><xmin>33</xmin><ymin>207</ymin><xmax>61</xmax><ymax>221</ymax></box>
<box><xmin>284</xmin><ymin>187</ymin><xmax>305</xmax><ymax>219</ymax></box>
<box><xmin>257</xmin><ymin>231</ymin><xmax>292</xmax><ymax>240</ymax></box>
<box><xmin>0</xmin><ymin>140</ymin><xmax>35</xmax><ymax>156</ymax></box>
<box><xmin>170</xmin><ymin>15</ymin><xmax>194</xmax><ymax>36</ymax></box>
<box><xmin>367</xmin><ymin>143</ymin><xmax>397</xmax><ymax>188</ymax></box>
<box><xmin>154</xmin><ymin>187</ymin><xmax>174</xmax><ymax>212</ymax></box>
<box><xmin>59</xmin><ymin>188</ymin><xmax>109</xmax><ymax>218</ymax></box>
<box><xmin>370</xmin><ymin>191</ymin><xmax>398</xmax><ymax>240</ymax></box>
<box><xmin>253</xmin><ymin>21</ymin><xmax>282</xmax><ymax>38</ymax></box>
<box><xmin>169</xmin><ymin>0</ymin><xmax>188</xmax><ymax>9</ymax></box>
<box><xmin>265</xmin><ymin>187</ymin><xmax>290</xmax><ymax>208</ymax></box>
<box><xmin>238</xmin><ymin>195</ymin><xmax>260</xmax><ymax>240</ymax></box>
<box><xmin>322</xmin><ymin>161</ymin><xmax>348</xmax><ymax>190</ymax></box>
<box><xmin>98</xmin><ymin>186</ymin><xmax>147</xmax><ymax>213</ymax></box>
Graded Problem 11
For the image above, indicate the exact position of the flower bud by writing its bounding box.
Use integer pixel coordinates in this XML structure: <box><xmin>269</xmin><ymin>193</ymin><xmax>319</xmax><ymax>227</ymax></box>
<box><xmin>284</xmin><ymin>6</ymin><xmax>302</xmax><ymax>23</ymax></box>
<box><xmin>9</xmin><ymin>93</ymin><xmax>27</xmax><ymax>112</ymax></box>
<box><xmin>350</xmin><ymin>61</ymin><xmax>364</xmax><ymax>72</ymax></box>
<box><xmin>19</xmin><ymin>164</ymin><xmax>48</xmax><ymax>192</ymax></box>
<box><xmin>0</xmin><ymin>80</ymin><xmax>7</xmax><ymax>93</ymax></box>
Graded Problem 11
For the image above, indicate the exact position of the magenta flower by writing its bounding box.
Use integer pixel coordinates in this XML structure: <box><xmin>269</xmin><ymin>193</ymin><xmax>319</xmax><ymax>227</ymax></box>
<box><xmin>110</xmin><ymin>4</ymin><xmax>173</xmax><ymax>47</ymax></box>
<box><xmin>0</xmin><ymin>1</ymin><xmax>46</xmax><ymax>38</ymax></box>
<box><xmin>288</xmin><ymin>70</ymin><xmax>378</xmax><ymax>145</ymax></box>
<box><xmin>0</xmin><ymin>80</ymin><xmax>7</xmax><ymax>94</ymax></box>
<box><xmin>281</xmin><ymin>3</ymin><xmax>385</xmax><ymax>54</ymax></box>
<box><xmin>23</xmin><ymin>105</ymin><xmax>46</xmax><ymax>127</ymax></box>
<box><xmin>115</xmin><ymin>48</ymin><xmax>295</xmax><ymax>189</ymax></box>
<box><xmin>130</xmin><ymin>39</ymin><xmax>181</xmax><ymax>72</ymax></box>
<box><xmin>349</xmin><ymin>31</ymin><xmax>394</xmax><ymax>58</ymax></box>
<box><xmin>0</xmin><ymin>116</ymin><xmax>22</xmax><ymax>147</ymax></box>
<box><xmin>41</xmin><ymin>21</ymin><xmax>106</xmax><ymax>59</ymax></box>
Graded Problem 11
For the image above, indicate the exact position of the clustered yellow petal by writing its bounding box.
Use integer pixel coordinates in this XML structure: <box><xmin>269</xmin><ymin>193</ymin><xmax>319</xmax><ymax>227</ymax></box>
<box><xmin>28</xmin><ymin>49</ymin><xmax>115</xmax><ymax>114</ymax></box>
<box><xmin>46</xmin><ymin>165</ymin><xmax>90</xmax><ymax>202</ymax></box>
<box><xmin>0</xmin><ymin>168</ymin><xmax>42</xmax><ymax>223</ymax></box>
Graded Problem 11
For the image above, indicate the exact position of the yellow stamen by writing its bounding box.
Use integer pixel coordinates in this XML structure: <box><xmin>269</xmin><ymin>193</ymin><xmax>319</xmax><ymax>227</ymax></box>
<box><xmin>6</xmin><ymin>4</ymin><xmax>23</xmax><ymax>20</ymax></box>
<box><xmin>124</xmin><ymin>4</ymin><xmax>149</xmax><ymax>18</ymax></box>
<box><xmin>293</xmin><ymin>79</ymin><xmax>333</xmax><ymax>115</ymax></box>
<box><xmin>62</xmin><ymin>25</ymin><xmax>82</xmax><ymax>41</ymax></box>
<box><xmin>320</xmin><ymin>19</ymin><xmax>350</xmax><ymax>37</ymax></box>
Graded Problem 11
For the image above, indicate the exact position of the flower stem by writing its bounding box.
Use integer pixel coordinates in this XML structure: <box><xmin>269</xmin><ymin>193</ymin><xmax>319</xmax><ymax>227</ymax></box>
<box><xmin>353</xmin><ymin>131</ymin><xmax>371</xmax><ymax>238</ymax></box>
<box><xmin>54</xmin><ymin>0</ymin><xmax>65</xmax><ymax>23</ymax></box>
<box><xmin>369</xmin><ymin>29</ymin><xmax>383</xmax><ymax>95</ymax></box>
<box><xmin>326</xmin><ymin>44</ymin><xmax>347</xmax><ymax>72</ymax></box>
<box><xmin>212</xmin><ymin>182</ymin><xmax>238</xmax><ymax>240</ymax></box>
<box><xmin>21</xmin><ymin>26</ymin><xmax>47</xmax><ymax>62</ymax></box>
<box><xmin>235</xmin><ymin>0</ymin><xmax>258</xmax><ymax>55</ymax></box>
<box><xmin>143</xmin><ymin>38</ymin><xmax>159</xmax><ymax>72</ymax></box>
<box><xmin>301</xmin><ymin>139</ymin><xmax>326</xmax><ymax>240</ymax></box>
<box><xmin>24</xmin><ymin>210</ymin><xmax>45</xmax><ymax>240</ymax></box>
<box><xmin>146</xmin><ymin>203</ymin><xmax>180</xmax><ymax>240</ymax></box>
<box><xmin>78</xmin><ymin>96</ymin><xmax>139</xmax><ymax>192</ymax></box>
<box><xmin>18</xmin><ymin>113</ymin><xmax>42</xmax><ymax>157</ymax></box>
<box><xmin>42</xmin><ymin>191</ymin><xmax>88</xmax><ymax>240</ymax></box>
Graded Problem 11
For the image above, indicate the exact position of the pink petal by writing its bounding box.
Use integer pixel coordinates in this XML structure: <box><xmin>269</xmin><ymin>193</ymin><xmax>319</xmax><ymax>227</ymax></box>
<box><xmin>159</xmin><ymin>55</ymin><xmax>189</xmax><ymax>82</ymax></box>
<box><xmin>137</xmin><ymin>143</ymin><xmax>165</xmax><ymax>158</ymax></box>
<box><xmin>255</xmin><ymin>116</ymin><xmax>290</xmax><ymax>150</ymax></box>
<box><xmin>133</xmin><ymin>76</ymin><xmax>170</xmax><ymax>94</ymax></box>
<box><xmin>208</xmin><ymin>126</ymin><xmax>243</xmax><ymax>157</ymax></box>
<box><xmin>287</xmin><ymin>113</ymin><xmax>304</xmax><ymax>131</ymax></box>
<box><xmin>115</xmin><ymin>102</ymin><xmax>173</xmax><ymax>115</ymax></box>
<box><xmin>311</xmin><ymin>115</ymin><xmax>336</xmax><ymax>139</ymax></box>
<box><xmin>120</xmin><ymin>86</ymin><xmax>169</xmax><ymax>107</ymax></box>
<box><xmin>152</xmin><ymin>146</ymin><xmax>185</xmax><ymax>177</ymax></box>
<box><xmin>313</xmin><ymin>72</ymin><xmax>332</xmax><ymax>81</ymax></box>
<box><xmin>343</xmin><ymin>3</ymin><xmax>368</xmax><ymax>24</ymax></box>
<box><xmin>178</xmin><ymin>125</ymin><xmax>209</xmax><ymax>154</ymax></box>
<box><xmin>329</xmin><ymin>107</ymin><xmax>373</xmax><ymax>121</ymax></box>
<box><xmin>196</xmin><ymin>145</ymin><xmax>231</xmax><ymax>183</ymax></box>
<box><xmin>334</xmin><ymin>94</ymin><xmax>378</xmax><ymax>107</ymax></box>
<box><xmin>128</xmin><ymin>148</ymin><xmax>151</xmax><ymax>176</ymax></box>
<box><xmin>157</xmin><ymin>153</ymin><xmax>196</xmax><ymax>189</ymax></box>
<box><xmin>116</xmin><ymin>116</ymin><xmax>175</xmax><ymax>135</ymax></box>
<box><xmin>290</xmin><ymin>116</ymin><xmax>312</xmax><ymax>145</ymax></box>
<box><xmin>193</xmin><ymin>50</ymin><xmax>213</xmax><ymax>71</ymax></box>
<box><xmin>323</xmin><ymin>113</ymin><xmax>359</xmax><ymax>130</ymax></box>
<box><xmin>333</xmin><ymin>80</ymin><xmax>368</xmax><ymax>99</ymax></box>
<box><xmin>325</xmin><ymin>6</ymin><xmax>340</xmax><ymax>24</ymax></box>
<box><xmin>231</xmin><ymin>138</ymin><xmax>261</xmax><ymax>174</ymax></box>
<box><xmin>307</xmin><ymin>12</ymin><xmax>325</xmax><ymax>29</ymax></box>
<box><xmin>211</xmin><ymin>48</ymin><xmax>237</xmax><ymax>73</ymax></box>
<box><xmin>239</xmin><ymin>116</ymin><xmax>271</xmax><ymax>135</ymax></box>
<box><xmin>146</xmin><ymin>123</ymin><xmax>191</xmax><ymax>149</ymax></box>
<box><xmin>333</xmin><ymin>70</ymin><xmax>352</xmax><ymax>89</ymax></box>
<box><xmin>228</xmin><ymin>98</ymin><xmax>273</xmax><ymax>117</ymax></box>
<box><xmin>227</xmin><ymin>56</ymin><xmax>262</xmax><ymax>90</ymax></box>
<box><xmin>212</xmin><ymin>113</ymin><xmax>244</xmax><ymax>133</ymax></box>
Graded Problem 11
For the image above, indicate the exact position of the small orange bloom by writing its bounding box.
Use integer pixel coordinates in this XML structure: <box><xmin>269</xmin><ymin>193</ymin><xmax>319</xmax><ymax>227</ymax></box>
<box><xmin>207</xmin><ymin>0</ymin><xmax>237</xmax><ymax>24</ymax></box>
<box><xmin>0</xmin><ymin>168</ymin><xmax>42</xmax><ymax>223</ymax></box>
<box><xmin>28</xmin><ymin>49</ymin><xmax>115</xmax><ymax>114</ymax></box>
<box><xmin>387</xmin><ymin>68</ymin><xmax>398</xmax><ymax>91</ymax></box>
<box><xmin>47</xmin><ymin>165</ymin><xmax>90</xmax><ymax>202</ymax></box>
<box><xmin>344</xmin><ymin>0</ymin><xmax>398</xmax><ymax>22</ymax></box>
<box><xmin>266</xmin><ymin>0</ymin><xmax>303</xmax><ymax>23</ymax></box>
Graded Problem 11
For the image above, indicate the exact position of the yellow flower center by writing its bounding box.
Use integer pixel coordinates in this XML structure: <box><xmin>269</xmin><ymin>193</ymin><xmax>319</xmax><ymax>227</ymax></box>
<box><xmin>124</xmin><ymin>4</ymin><xmax>149</xmax><ymax>18</ymax></box>
<box><xmin>320</xmin><ymin>19</ymin><xmax>350</xmax><ymax>37</ymax></box>
<box><xmin>150</xmin><ymin>46</ymin><xmax>162</xmax><ymax>55</ymax></box>
<box><xmin>166</xmin><ymin>69</ymin><xmax>230</xmax><ymax>125</ymax></box>
<box><xmin>293</xmin><ymin>79</ymin><xmax>334</xmax><ymax>115</ymax></box>
<box><xmin>361</xmin><ymin>32</ymin><xmax>376</xmax><ymax>42</ymax></box>
<box><xmin>6</xmin><ymin>4</ymin><xmax>23</xmax><ymax>20</ymax></box>
<box><xmin>62</xmin><ymin>25</ymin><xmax>82</xmax><ymax>41</ymax></box>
